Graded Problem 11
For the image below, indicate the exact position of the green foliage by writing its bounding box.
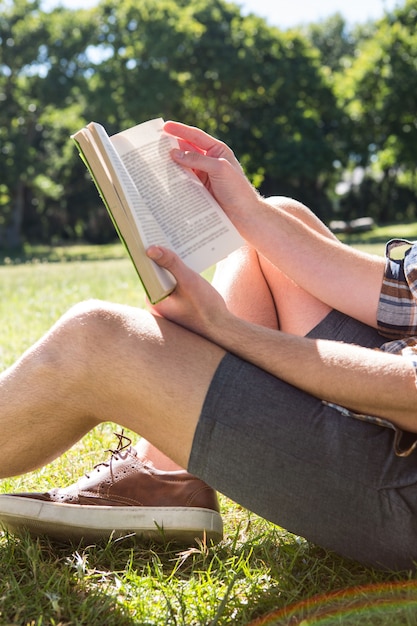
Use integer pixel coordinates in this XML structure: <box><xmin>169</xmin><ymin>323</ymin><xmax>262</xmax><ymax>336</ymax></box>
<box><xmin>303</xmin><ymin>13</ymin><xmax>376</xmax><ymax>72</ymax></box>
<box><xmin>336</xmin><ymin>0</ymin><xmax>417</xmax><ymax>166</ymax></box>
<box><xmin>0</xmin><ymin>0</ymin><xmax>98</xmax><ymax>246</ymax></box>
<box><xmin>332</xmin><ymin>0</ymin><xmax>417</xmax><ymax>221</ymax></box>
<box><xmin>89</xmin><ymin>0</ymin><xmax>342</xmax><ymax>215</ymax></box>
<box><xmin>1</xmin><ymin>0</ymin><xmax>416</xmax><ymax>247</ymax></box>
<box><xmin>0</xmin><ymin>0</ymin><xmax>45</xmax><ymax>245</ymax></box>
<box><xmin>89</xmin><ymin>0</ymin><xmax>203</xmax><ymax>128</ymax></box>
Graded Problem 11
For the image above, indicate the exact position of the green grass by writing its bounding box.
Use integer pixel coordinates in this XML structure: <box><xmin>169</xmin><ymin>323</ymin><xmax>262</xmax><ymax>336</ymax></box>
<box><xmin>1</xmin><ymin>237</ymin><xmax>417</xmax><ymax>625</ymax></box>
<box><xmin>338</xmin><ymin>220</ymin><xmax>417</xmax><ymax>257</ymax></box>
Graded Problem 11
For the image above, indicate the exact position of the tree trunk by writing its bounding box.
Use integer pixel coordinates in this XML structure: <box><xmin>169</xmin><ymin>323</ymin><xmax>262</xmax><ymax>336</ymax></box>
<box><xmin>5</xmin><ymin>181</ymin><xmax>25</xmax><ymax>248</ymax></box>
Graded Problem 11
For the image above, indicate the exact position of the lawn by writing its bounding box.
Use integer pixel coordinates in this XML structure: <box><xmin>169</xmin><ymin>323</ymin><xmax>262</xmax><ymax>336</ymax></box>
<box><xmin>1</xmin><ymin>236</ymin><xmax>417</xmax><ymax>625</ymax></box>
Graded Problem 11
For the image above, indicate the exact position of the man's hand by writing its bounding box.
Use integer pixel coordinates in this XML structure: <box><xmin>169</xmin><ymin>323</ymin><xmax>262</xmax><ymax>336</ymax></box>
<box><xmin>163</xmin><ymin>121</ymin><xmax>262</xmax><ymax>233</ymax></box>
<box><xmin>147</xmin><ymin>245</ymin><xmax>229</xmax><ymax>341</ymax></box>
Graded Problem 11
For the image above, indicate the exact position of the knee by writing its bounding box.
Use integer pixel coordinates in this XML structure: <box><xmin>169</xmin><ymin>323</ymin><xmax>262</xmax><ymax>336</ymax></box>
<box><xmin>265</xmin><ymin>196</ymin><xmax>333</xmax><ymax>238</ymax></box>
<box><xmin>212</xmin><ymin>245</ymin><xmax>258</xmax><ymax>287</ymax></box>
<box><xmin>39</xmin><ymin>299</ymin><xmax>128</xmax><ymax>374</ymax></box>
<box><xmin>57</xmin><ymin>299</ymin><xmax>128</xmax><ymax>348</ymax></box>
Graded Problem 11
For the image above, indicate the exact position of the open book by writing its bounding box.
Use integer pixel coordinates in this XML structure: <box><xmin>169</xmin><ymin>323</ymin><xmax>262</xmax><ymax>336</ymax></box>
<box><xmin>71</xmin><ymin>118</ymin><xmax>244</xmax><ymax>303</ymax></box>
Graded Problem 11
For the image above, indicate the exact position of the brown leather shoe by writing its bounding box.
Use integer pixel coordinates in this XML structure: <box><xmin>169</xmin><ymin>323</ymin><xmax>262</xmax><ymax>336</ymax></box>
<box><xmin>0</xmin><ymin>433</ymin><xmax>223</xmax><ymax>545</ymax></box>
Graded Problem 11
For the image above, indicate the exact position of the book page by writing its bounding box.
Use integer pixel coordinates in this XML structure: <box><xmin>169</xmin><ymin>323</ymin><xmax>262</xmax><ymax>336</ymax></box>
<box><xmin>89</xmin><ymin>124</ymin><xmax>170</xmax><ymax>250</ymax></box>
<box><xmin>73</xmin><ymin>124</ymin><xmax>176</xmax><ymax>302</ymax></box>
<box><xmin>111</xmin><ymin>119</ymin><xmax>243</xmax><ymax>273</ymax></box>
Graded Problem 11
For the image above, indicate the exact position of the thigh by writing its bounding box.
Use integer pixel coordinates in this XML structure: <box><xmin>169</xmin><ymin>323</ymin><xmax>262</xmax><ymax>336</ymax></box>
<box><xmin>189</xmin><ymin>312</ymin><xmax>417</xmax><ymax>570</ymax></box>
<box><xmin>4</xmin><ymin>300</ymin><xmax>225</xmax><ymax>475</ymax></box>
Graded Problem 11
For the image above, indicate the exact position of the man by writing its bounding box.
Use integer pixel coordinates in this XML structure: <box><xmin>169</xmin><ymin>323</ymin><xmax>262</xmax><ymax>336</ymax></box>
<box><xmin>1</xmin><ymin>121</ymin><xmax>417</xmax><ymax>571</ymax></box>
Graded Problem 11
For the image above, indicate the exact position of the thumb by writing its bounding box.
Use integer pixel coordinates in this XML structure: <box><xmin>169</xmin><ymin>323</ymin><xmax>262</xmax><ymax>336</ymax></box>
<box><xmin>146</xmin><ymin>245</ymin><xmax>188</xmax><ymax>279</ymax></box>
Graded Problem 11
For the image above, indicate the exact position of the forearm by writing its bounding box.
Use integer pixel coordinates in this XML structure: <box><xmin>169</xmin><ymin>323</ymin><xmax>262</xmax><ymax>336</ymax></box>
<box><xmin>209</xmin><ymin>312</ymin><xmax>417</xmax><ymax>432</ymax></box>
<box><xmin>166</xmin><ymin>123</ymin><xmax>386</xmax><ymax>327</ymax></box>
<box><xmin>148</xmin><ymin>244</ymin><xmax>416</xmax><ymax>430</ymax></box>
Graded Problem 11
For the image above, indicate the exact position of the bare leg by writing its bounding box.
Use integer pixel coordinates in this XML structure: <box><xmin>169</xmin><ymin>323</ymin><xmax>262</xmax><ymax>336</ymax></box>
<box><xmin>135</xmin><ymin>439</ymin><xmax>182</xmax><ymax>471</ymax></box>
<box><xmin>0</xmin><ymin>197</ymin><xmax>336</xmax><ymax>478</ymax></box>
<box><xmin>139</xmin><ymin>197</ymin><xmax>336</xmax><ymax>468</ymax></box>
<box><xmin>213</xmin><ymin>197</ymin><xmax>335</xmax><ymax>335</ymax></box>
<box><xmin>0</xmin><ymin>301</ymin><xmax>224</xmax><ymax>478</ymax></box>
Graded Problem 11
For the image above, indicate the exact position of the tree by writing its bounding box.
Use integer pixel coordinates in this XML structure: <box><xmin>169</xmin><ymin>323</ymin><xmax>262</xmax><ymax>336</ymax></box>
<box><xmin>302</xmin><ymin>13</ymin><xmax>375</xmax><ymax>72</ymax></box>
<box><xmin>0</xmin><ymin>0</ymin><xmax>46</xmax><ymax>246</ymax></box>
<box><xmin>146</xmin><ymin>0</ymin><xmax>342</xmax><ymax>214</ymax></box>
<box><xmin>87</xmin><ymin>0</ymin><xmax>204</xmax><ymax>130</ymax></box>
<box><xmin>334</xmin><ymin>0</ymin><xmax>417</xmax><ymax>222</ymax></box>
<box><xmin>0</xmin><ymin>0</ymin><xmax>97</xmax><ymax>246</ymax></box>
<box><xmin>7</xmin><ymin>0</ymin><xmax>406</xmax><ymax>244</ymax></box>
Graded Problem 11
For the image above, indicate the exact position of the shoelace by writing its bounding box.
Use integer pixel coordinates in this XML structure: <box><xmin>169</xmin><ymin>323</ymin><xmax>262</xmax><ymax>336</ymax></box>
<box><xmin>84</xmin><ymin>430</ymin><xmax>132</xmax><ymax>478</ymax></box>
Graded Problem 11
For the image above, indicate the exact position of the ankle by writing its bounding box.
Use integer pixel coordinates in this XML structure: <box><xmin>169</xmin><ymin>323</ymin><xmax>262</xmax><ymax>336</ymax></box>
<box><xmin>133</xmin><ymin>440</ymin><xmax>185</xmax><ymax>472</ymax></box>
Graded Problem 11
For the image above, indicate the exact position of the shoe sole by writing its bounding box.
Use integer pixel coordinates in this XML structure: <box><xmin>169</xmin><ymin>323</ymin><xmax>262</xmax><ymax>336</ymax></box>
<box><xmin>0</xmin><ymin>495</ymin><xmax>223</xmax><ymax>545</ymax></box>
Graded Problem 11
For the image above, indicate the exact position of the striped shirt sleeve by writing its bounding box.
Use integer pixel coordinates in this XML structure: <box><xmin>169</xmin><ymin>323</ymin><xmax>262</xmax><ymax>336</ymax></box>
<box><xmin>377</xmin><ymin>239</ymin><xmax>417</xmax><ymax>339</ymax></box>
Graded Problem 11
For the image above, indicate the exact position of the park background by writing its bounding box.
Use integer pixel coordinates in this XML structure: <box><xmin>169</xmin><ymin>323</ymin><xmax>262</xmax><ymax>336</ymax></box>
<box><xmin>1</xmin><ymin>1</ymin><xmax>417</xmax><ymax>624</ymax></box>
<box><xmin>1</xmin><ymin>0</ymin><xmax>417</xmax><ymax>250</ymax></box>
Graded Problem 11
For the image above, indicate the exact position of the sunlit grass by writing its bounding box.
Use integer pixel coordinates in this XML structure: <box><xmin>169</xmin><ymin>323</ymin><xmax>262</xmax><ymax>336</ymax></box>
<box><xmin>1</xmin><ymin>237</ymin><xmax>417</xmax><ymax>624</ymax></box>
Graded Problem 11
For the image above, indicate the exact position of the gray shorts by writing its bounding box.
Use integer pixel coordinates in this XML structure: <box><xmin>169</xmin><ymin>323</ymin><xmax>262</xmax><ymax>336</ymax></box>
<box><xmin>188</xmin><ymin>310</ymin><xmax>417</xmax><ymax>570</ymax></box>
